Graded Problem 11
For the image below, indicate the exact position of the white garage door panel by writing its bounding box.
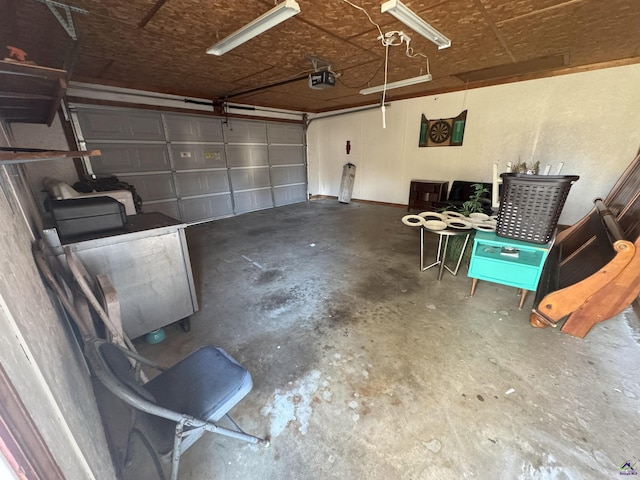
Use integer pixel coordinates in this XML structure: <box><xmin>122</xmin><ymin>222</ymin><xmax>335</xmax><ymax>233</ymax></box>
<box><xmin>163</xmin><ymin>114</ymin><xmax>224</xmax><ymax>142</ymax></box>
<box><xmin>143</xmin><ymin>200</ymin><xmax>180</xmax><ymax>218</ymax></box>
<box><xmin>268</xmin><ymin>145</ymin><xmax>304</xmax><ymax>166</ymax></box>
<box><xmin>88</xmin><ymin>143</ymin><xmax>171</xmax><ymax>174</ymax></box>
<box><xmin>273</xmin><ymin>184</ymin><xmax>307</xmax><ymax>206</ymax></box>
<box><xmin>226</xmin><ymin>145</ymin><xmax>269</xmax><ymax>167</ymax></box>
<box><xmin>169</xmin><ymin>144</ymin><xmax>226</xmax><ymax>170</ymax></box>
<box><xmin>119</xmin><ymin>174</ymin><xmax>176</xmax><ymax>201</ymax></box>
<box><xmin>233</xmin><ymin>189</ymin><xmax>273</xmax><ymax>213</ymax></box>
<box><xmin>271</xmin><ymin>165</ymin><xmax>306</xmax><ymax>186</ymax></box>
<box><xmin>77</xmin><ymin>108</ymin><xmax>165</xmax><ymax>141</ymax></box>
<box><xmin>180</xmin><ymin>194</ymin><xmax>233</xmax><ymax>222</ymax></box>
<box><xmin>230</xmin><ymin>168</ymin><xmax>271</xmax><ymax>190</ymax></box>
<box><xmin>75</xmin><ymin>106</ymin><xmax>307</xmax><ymax>224</ymax></box>
<box><xmin>129</xmin><ymin>113</ymin><xmax>167</xmax><ymax>140</ymax></box>
<box><xmin>267</xmin><ymin>123</ymin><xmax>304</xmax><ymax>144</ymax></box>
<box><xmin>224</xmin><ymin>120</ymin><xmax>267</xmax><ymax>143</ymax></box>
<box><xmin>176</xmin><ymin>171</ymin><xmax>229</xmax><ymax>196</ymax></box>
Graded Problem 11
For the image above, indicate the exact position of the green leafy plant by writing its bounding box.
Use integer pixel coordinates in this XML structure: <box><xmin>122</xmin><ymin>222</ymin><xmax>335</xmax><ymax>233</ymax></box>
<box><xmin>460</xmin><ymin>183</ymin><xmax>490</xmax><ymax>216</ymax></box>
<box><xmin>441</xmin><ymin>183</ymin><xmax>490</xmax><ymax>266</ymax></box>
<box><xmin>439</xmin><ymin>183</ymin><xmax>490</xmax><ymax>217</ymax></box>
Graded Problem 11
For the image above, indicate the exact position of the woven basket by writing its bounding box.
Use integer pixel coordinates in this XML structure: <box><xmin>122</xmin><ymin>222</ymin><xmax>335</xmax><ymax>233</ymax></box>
<box><xmin>496</xmin><ymin>174</ymin><xmax>579</xmax><ymax>244</ymax></box>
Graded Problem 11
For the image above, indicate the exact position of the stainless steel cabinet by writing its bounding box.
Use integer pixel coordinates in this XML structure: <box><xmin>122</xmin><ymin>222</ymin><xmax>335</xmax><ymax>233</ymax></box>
<box><xmin>44</xmin><ymin>213</ymin><xmax>198</xmax><ymax>339</ymax></box>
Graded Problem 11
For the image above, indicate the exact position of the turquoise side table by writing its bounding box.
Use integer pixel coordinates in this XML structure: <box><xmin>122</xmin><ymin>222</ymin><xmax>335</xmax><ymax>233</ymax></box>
<box><xmin>467</xmin><ymin>231</ymin><xmax>553</xmax><ymax>308</ymax></box>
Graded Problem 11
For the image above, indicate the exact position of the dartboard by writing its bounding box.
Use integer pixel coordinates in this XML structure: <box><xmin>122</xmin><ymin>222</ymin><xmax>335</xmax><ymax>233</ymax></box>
<box><xmin>428</xmin><ymin>120</ymin><xmax>451</xmax><ymax>144</ymax></box>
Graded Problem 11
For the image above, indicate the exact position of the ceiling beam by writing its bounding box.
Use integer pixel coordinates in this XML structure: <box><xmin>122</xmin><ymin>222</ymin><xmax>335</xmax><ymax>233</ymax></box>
<box><xmin>455</xmin><ymin>54</ymin><xmax>570</xmax><ymax>83</ymax></box>
<box><xmin>138</xmin><ymin>0</ymin><xmax>169</xmax><ymax>28</ymax></box>
<box><xmin>472</xmin><ymin>0</ymin><xmax>516</xmax><ymax>63</ymax></box>
<box><xmin>496</xmin><ymin>0</ymin><xmax>590</xmax><ymax>26</ymax></box>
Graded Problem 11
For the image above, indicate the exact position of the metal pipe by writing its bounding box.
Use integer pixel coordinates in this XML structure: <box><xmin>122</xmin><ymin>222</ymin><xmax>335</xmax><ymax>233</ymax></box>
<box><xmin>306</xmin><ymin>103</ymin><xmax>391</xmax><ymax>126</ymax></box>
<box><xmin>224</xmin><ymin>74</ymin><xmax>310</xmax><ymax>99</ymax></box>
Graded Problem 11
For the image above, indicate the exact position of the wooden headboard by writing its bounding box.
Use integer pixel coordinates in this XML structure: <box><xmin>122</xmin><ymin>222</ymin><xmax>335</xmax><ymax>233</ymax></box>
<box><xmin>530</xmin><ymin>150</ymin><xmax>640</xmax><ymax>338</ymax></box>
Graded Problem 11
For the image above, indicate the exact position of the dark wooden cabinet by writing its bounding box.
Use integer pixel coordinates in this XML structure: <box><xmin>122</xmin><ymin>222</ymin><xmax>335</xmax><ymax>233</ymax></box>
<box><xmin>408</xmin><ymin>180</ymin><xmax>448</xmax><ymax>211</ymax></box>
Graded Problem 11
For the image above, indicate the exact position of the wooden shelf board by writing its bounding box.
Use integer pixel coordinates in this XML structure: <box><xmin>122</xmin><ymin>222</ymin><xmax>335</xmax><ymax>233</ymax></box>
<box><xmin>0</xmin><ymin>149</ymin><xmax>101</xmax><ymax>164</ymax></box>
<box><xmin>0</xmin><ymin>60</ymin><xmax>68</xmax><ymax>125</ymax></box>
<box><xmin>0</xmin><ymin>60</ymin><xmax>67</xmax><ymax>80</ymax></box>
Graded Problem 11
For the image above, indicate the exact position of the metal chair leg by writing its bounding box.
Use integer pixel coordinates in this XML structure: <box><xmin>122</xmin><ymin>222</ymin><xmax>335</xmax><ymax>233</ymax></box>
<box><xmin>170</xmin><ymin>419</ymin><xmax>186</xmax><ymax>480</ymax></box>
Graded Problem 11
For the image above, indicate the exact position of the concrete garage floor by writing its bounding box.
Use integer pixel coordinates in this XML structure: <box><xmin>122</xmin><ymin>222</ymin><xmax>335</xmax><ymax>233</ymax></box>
<box><xmin>137</xmin><ymin>199</ymin><xmax>640</xmax><ymax>480</ymax></box>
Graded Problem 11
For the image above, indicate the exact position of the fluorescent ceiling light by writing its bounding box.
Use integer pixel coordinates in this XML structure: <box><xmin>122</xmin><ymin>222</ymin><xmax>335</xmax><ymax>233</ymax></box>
<box><xmin>381</xmin><ymin>0</ymin><xmax>451</xmax><ymax>50</ymax></box>
<box><xmin>206</xmin><ymin>0</ymin><xmax>301</xmax><ymax>56</ymax></box>
<box><xmin>359</xmin><ymin>73</ymin><xmax>432</xmax><ymax>95</ymax></box>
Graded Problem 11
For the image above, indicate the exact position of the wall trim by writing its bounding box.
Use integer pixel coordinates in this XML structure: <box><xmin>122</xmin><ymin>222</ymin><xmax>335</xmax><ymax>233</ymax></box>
<box><xmin>0</xmin><ymin>363</ymin><xmax>64</xmax><ymax>480</ymax></box>
<box><xmin>310</xmin><ymin>195</ymin><xmax>405</xmax><ymax>209</ymax></box>
<box><xmin>66</xmin><ymin>97</ymin><xmax>306</xmax><ymax>125</ymax></box>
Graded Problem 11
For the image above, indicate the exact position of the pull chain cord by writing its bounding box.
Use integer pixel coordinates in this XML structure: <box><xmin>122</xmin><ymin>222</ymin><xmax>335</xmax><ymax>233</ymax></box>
<box><xmin>339</xmin><ymin>0</ymin><xmax>433</xmax><ymax>129</ymax></box>
<box><xmin>381</xmin><ymin>42</ymin><xmax>389</xmax><ymax>129</ymax></box>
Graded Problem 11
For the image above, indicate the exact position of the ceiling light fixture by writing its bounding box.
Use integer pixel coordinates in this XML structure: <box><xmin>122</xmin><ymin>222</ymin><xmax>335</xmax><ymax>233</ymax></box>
<box><xmin>206</xmin><ymin>0</ymin><xmax>301</xmax><ymax>56</ymax></box>
<box><xmin>359</xmin><ymin>73</ymin><xmax>432</xmax><ymax>95</ymax></box>
<box><xmin>380</xmin><ymin>0</ymin><xmax>451</xmax><ymax>50</ymax></box>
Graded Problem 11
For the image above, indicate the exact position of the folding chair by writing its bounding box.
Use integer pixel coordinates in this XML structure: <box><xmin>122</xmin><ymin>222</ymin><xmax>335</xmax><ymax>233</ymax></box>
<box><xmin>83</xmin><ymin>337</ymin><xmax>269</xmax><ymax>480</ymax></box>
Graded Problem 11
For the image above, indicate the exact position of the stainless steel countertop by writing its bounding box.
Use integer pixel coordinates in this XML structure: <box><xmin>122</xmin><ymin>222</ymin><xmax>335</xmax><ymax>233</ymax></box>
<box><xmin>43</xmin><ymin>212</ymin><xmax>188</xmax><ymax>252</ymax></box>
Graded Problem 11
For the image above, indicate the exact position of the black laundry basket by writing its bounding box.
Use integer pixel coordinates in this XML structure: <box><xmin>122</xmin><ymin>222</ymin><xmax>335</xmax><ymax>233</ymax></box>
<box><xmin>496</xmin><ymin>174</ymin><xmax>579</xmax><ymax>244</ymax></box>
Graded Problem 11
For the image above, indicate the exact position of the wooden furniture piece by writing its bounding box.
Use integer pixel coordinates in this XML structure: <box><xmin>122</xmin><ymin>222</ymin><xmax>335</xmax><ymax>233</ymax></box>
<box><xmin>420</xmin><ymin>226</ymin><xmax>473</xmax><ymax>280</ymax></box>
<box><xmin>530</xmin><ymin>151</ymin><xmax>640</xmax><ymax>337</ymax></box>
<box><xmin>468</xmin><ymin>231</ymin><xmax>553</xmax><ymax>309</ymax></box>
<box><xmin>407</xmin><ymin>180</ymin><xmax>448</xmax><ymax>211</ymax></box>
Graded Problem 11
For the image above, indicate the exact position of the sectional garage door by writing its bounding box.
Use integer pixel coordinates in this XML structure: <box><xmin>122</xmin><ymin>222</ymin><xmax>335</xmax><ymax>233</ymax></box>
<box><xmin>72</xmin><ymin>105</ymin><xmax>306</xmax><ymax>223</ymax></box>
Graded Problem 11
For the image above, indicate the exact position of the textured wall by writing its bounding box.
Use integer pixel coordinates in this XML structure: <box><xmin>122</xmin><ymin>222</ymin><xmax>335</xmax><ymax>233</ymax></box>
<box><xmin>307</xmin><ymin>63</ymin><xmax>640</xmax><ymax>225</ymax></box>
<box><xmin>0</xmin><ymin>129</ymin><xmax>115</xmax><ymax>479</ymax></box>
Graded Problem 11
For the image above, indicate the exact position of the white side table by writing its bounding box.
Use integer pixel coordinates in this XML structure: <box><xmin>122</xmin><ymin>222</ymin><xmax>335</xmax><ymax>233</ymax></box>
<box><xmin>420</xmin><ymin>227</ymin><xmax>473</xmax><ymax>280</ymax></box>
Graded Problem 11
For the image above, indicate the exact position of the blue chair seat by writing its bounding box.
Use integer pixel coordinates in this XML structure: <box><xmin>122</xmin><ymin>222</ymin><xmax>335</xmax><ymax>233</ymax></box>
<box><xmin>84</xmin><ymin>338</ymin><xmax>267</xmax><ymax>480</ymax></box>
<box><xmin>145</xmin><ymin>345</ymin><xmax>253</xmax><ymax>423</ymax></box>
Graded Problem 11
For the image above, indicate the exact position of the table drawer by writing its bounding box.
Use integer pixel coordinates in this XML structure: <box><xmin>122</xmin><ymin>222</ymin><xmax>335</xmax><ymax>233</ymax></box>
<box><xmin>468</xmin><ymin>257</ymin><xmax>540</xmax><ymax>290</ymax></box>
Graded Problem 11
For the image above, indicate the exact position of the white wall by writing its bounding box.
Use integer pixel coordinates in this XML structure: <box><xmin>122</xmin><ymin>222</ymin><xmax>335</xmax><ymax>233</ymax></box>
<box><xmin>307</xmin><ymin>63</ymin><xmax>640</xmax><ymax>225</ymax></box>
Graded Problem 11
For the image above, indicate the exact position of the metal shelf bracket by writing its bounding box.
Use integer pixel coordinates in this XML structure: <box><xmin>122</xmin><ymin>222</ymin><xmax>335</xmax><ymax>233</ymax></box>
<box><xmin>33</xmin><ymin>0</ymin><xmax>88</xmax><ymax>40</ymax></box>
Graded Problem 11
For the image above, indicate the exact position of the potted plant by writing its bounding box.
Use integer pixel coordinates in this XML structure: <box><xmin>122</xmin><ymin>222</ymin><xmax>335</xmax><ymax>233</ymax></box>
<box><xmin>459</xmin><ymin>183</ymin><xmax>490</xmax><ymax>217</ymax></box>
<box><xmin>441</xmin><ymin>183</ymin><xmax>490</xmax><ymax>264</ymax></box>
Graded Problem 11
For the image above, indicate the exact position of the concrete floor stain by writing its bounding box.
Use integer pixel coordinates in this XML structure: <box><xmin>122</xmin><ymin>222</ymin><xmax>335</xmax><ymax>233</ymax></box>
<box><xmin>260</xmin><ymin>369</ymin><xmax>323</xmax><ymax>437</ymax></box>
<box><xmin>135</xmin><ymin>200</ymin><xmax>640</xmax><ymax>480</ymax></box>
